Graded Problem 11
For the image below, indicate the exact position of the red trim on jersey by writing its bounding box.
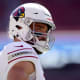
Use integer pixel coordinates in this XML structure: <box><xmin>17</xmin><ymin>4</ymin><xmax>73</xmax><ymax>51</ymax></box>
<box><xmin>8</xmin><ymin>48</ymin><xmax>32</xmax><ymax>54</ymax></box>
<box><xmin>15</xmin><ymin>45</ymin><xmax>24</xmax><ymax>47</ymax></box>
<box><xmin>8</xmin><ymin>56</ymin><xmax>38</xmax><ymax>64</ymax></box>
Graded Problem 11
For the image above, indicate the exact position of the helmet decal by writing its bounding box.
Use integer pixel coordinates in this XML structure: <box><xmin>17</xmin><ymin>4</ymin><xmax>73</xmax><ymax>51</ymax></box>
<box><xmin>13</xmin><ymin>7</ymin><xmax>25</xmax><ymax>21</ymax></box>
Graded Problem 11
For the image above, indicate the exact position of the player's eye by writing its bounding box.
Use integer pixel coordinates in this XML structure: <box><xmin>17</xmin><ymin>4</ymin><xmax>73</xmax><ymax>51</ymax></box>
<box><xmin>16</xmin><ymin>25</ymin><xmax>22</xmax><ymax>30</ymax></box>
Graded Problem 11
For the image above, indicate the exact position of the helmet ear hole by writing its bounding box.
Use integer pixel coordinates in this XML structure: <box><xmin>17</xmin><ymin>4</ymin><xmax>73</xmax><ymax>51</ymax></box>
<box><xmin>16</xmin><ymin>25</ymin><xmax>22</xmax><ymax>30</ymax></box>
<box><xmin>14</xmin><ymin>17</ymin><xmax>19</xmax><ymax>21</ymax></box>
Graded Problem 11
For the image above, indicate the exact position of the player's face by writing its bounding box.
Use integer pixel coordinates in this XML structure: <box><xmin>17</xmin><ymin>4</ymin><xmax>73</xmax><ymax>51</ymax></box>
<box><xmin>30</xmin><ymin>22</ymin><xmax>48</xmax><ymax>41</ymax></box>
<box><xmin>30</xmin><ymin>22</ymin><xmax>48</xmax><ymax>33</ymax></box>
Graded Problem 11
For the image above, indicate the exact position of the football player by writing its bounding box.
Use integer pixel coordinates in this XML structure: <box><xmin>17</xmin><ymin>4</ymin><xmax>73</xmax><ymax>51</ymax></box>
<box><xmin>0</xmin><ymin>3</ymin><xmax>56</xmax><ymax>80</ymax></box>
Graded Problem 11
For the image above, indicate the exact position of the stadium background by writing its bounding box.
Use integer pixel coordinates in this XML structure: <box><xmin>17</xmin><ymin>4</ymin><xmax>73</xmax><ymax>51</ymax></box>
<box><xmin>0</xmin><ymin>0</ymin><xmax>80</xmax><ymax>80</ymax></box>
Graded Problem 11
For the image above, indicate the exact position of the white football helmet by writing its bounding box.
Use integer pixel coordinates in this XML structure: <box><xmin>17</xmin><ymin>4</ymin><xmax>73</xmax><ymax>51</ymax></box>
<box><xmin>9</xmin><ymin>3</ymin><xmax>56</xmax><ymax>54</ymax></box>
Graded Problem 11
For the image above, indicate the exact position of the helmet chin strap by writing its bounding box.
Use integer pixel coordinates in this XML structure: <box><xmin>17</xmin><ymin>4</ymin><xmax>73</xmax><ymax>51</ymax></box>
<box><xmin>32</xmin><ymin>37</ymin><xmax>49</xmax><ymax>53</ymax></box>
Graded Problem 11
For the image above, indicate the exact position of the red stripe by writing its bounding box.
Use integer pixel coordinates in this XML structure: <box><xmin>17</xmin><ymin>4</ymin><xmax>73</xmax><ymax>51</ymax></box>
<box><xmin>47</xmin><ymin>18</ymin><xmax>53</xmax><ymax>21</ymax></box>
<box><xmin>8</xmin><ymin>56</ymin><xmax>38</xmax><ymax>64</ymax></box>
<box><xmin>8</xmin><ymin>48</ymin><xmax>32</xmax><ymax>54</ymax></box>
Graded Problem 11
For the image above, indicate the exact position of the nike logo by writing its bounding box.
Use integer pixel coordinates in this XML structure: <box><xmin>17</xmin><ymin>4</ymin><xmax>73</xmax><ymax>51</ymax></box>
<box><xmin>15</xmin><ymin>45</ymin><xmax>24</xmax><ymax>47</ymax></box>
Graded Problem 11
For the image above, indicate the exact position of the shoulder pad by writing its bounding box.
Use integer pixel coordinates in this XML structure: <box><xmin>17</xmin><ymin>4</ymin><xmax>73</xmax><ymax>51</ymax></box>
<box><xmin>4</xmin><ymin>42</ymin><xmax>33</xmax><ymax>53</ymax></box>
<box><xmin>3</xmin><ymin>41</ymin><xmax>38</xmax><ymax>63</ymax></box>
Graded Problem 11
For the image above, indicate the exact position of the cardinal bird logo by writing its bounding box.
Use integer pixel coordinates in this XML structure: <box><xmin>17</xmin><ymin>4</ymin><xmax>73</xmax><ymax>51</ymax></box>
<box><xmin>13</xmin><ymin>7</ymin><xmax>25</xmax><ymax>21</ymax></box>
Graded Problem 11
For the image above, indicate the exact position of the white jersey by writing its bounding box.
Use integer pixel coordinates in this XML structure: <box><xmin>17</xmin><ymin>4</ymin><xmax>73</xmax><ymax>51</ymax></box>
<box><xmin>0</xmin><ymin>41</ymin><xmax>45</xmax><ymax>80</ymax></box>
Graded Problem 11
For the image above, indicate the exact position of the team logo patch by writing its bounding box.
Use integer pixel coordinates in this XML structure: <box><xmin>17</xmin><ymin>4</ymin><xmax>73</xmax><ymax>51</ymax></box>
<box><xmin>13</xmin><ymin>7</ymin><xmax>25</xmax><ymax>18</ymax></box>
<box><xmin>13</xmin><ymin>7</ymin><xmax>25</xmax><ymax>21</ymax></box>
